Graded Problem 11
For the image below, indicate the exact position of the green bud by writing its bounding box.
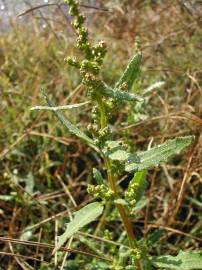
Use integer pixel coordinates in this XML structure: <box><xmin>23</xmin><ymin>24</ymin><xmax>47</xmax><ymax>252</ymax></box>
<box><xmin>80</xmin><ymin>60</ymin><xmax>100</xmax><ymax>75</ymax></box>
<box><xmin>130</xmin><ymin>247</ymin><xmax>142</xmax><ymax>263</ymax></box>
<box><xmin>69</xmin><ymin>5</ymin><xmax>78</xmax><ymax>16</ymax></box>
<box><xmin>119</xmin><ymin>82</ymin><xmax>128</xmax><ymax>91</ymax></box>
<box><xmin>87</xmin><ymin>184</ymin><xmax>114</xmax><ymax>200</ymax></box>
<box><xmin>83</xmin><ymin>73</ymin><xmax>97</xmax><ymax>86</ymax></box>
<box><xmin>104</xmin><ymin>229</ymin><xmax>113</xmax><ymax>240</ymax></box>
<box><xmin>73</xmin><ymin>14</ymin><xmax>85</xmax><ymax>29</ymax></box>
<box><xmin>65</xmin><ymin>0</ymin><xmax>78</xmax><ymax>5</ymax></box>
<box><xmin>65</xmin><ymin>57</ymin><xmax>80</xmax><ymax>68</ymax></box>
<box><xmin>98</xmin><ymin>126</ymin><xmax>110</xmax><ymax>140</ymax></box>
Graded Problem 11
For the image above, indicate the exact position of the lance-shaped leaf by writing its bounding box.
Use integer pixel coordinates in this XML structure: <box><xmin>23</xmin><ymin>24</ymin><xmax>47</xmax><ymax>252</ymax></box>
<box><xmin>53</xmin><ymin>202</ymin><xmax>104</xmax><ymax>253</ymax></box>
<box><xmin>95</xmin><ymin>81</ymin><xmax>143</xmax><ymax>102</ymax></box>
<box><xmin>93</xmin><ymin>168</ymin><xmax>104</xmax><ymax>184</ymax></box>
<box><xmin>30</xmin><ymin>101</ymin><xmax>90</xmax><ymax>111</ymax></box>
<box><xmin>125</xmin><ymin>136</ymin><xmax>193</xmax><ymax>172</ymax></box>
<box><xmin>41</xmin><ymin>89</ymin><xmax>98</xmax><ymax>151</ymax></box>
<box><xmin>115</xmin><ymin>52</ymin><xmax>142</xmax><ymax>91</ymax></box>
<box><xmin>151</xmin><ymin>251</ymin><xmax>202</xmax><ymax>269</ymax></box>
<box><xmin>143</xmin><ymin>81</ymin><xmax>165</xmax><ymax>95</ymax></box>
<box><xmin>100</xmin><ymin>83</ymin><xmax>143</xmax><ymax>102</ymax></box>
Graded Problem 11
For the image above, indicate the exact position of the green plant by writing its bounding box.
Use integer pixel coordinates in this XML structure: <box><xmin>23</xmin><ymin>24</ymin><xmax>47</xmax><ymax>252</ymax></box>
<box><xmin>31</xmin><ymin>1</ymin><xmax>201</xmax><ymax>269</ymax></box>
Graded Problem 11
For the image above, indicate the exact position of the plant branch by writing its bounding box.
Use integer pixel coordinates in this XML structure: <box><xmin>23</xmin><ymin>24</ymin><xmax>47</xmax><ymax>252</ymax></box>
<box><xmin>98</xmin><ymin>98</ymin><xmax>136</xmax><ymax>248</ymax></box>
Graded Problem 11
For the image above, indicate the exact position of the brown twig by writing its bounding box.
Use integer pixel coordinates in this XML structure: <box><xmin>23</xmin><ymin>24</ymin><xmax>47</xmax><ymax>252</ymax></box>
<box><xmin>0</xmin><ymin>237</ymin><xmax>111</xmax><ymax>262</ymax></box>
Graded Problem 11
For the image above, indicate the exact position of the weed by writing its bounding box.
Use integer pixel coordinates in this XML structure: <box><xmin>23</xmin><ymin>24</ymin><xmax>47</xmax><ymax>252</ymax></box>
<box><xmin>31</xmin><ymin>1</ymin><xmax>201</xmax><ymax>269</ymax></box>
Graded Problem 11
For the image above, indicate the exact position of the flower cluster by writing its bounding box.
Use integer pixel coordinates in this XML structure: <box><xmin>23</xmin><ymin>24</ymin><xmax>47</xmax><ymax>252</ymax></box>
<box><xmin>109</xmin><ymin>246</ymin><xmax>142</xmax><ymax>270</ymax></box>
<box><xmin>87</xmin><ymin>184</ymin><xmax>115</xmax><ymax>201</ymax></box>
<box><xmin>130</xmin><ymin>247</ymin><xmax>142</xmax><ymax>263</ymax></box>
<box><xmin>125</xmin><ymin>180</ymin><xmax>139</xmax><ymax>212</ymax></box>
<box><xmin>64</xmin><ymin>0</ymin><xmax>107</xmax><ymax>89</ymax></box>
<box><xmin>103</xmin><ymin>229</ymin><xmax>113</xmax><ymax>240</ymax></box>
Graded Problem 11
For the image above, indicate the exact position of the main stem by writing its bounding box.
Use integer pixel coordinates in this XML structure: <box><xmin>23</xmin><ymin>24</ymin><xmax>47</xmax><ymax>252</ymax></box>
<box><xmin>98</xmin><ymin>98</ymin><xmax>136</xmax><ymax>248</ymax></box>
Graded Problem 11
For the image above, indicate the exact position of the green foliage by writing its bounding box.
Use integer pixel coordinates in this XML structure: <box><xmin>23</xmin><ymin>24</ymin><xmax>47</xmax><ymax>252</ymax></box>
<box><xmin>1</xmin><ymin>0</ymin><xmax>201</xmax><ymax>269</ymax></box>
<box><xmin>26</xmin><ymin>0</ymin><xmax>197</xmax><ymax>269</ymax></box>
<box><xmin>115</xmin><ymin>51</ymin><xmax>142</xmax><ymax>91</ymax></box>
<box><xmin>125</xmin><ymin>136</ymin><xmax>193</xmax><ymax>172</ymax></box>
<box><xmin>151</xmin><ymin>251</ymin><xmax>202</xmax><ymax>270</ymax></box>
<box><xmin>87</xmin><ymin>184</ymin><xmax>115</xmax><ymax>200</ymax></box>
<box><xmin>92</xmin><ymin>168</ymin><xmax>105</xmax><ymax>184</ymax></box>
<box><xmin>103</xmin><ymin>140</ymin><xmax>139</xmax><ymax>163</ymax></box>
<box><xmin>53</xmin><ymin>202</ymin><xmax>104</xmax><ymax>253</ymax></box>
<box><xmin>143</xmin><ymin>81</ymin><xmax>165</xmax><ymax>95</ymax></box>
<box><xmin>103</xmin><ymin>140</ymin><xmax>130</xmax><ymax>161</ymax></box>
<box><xmin>99</xmin><ymin>81</ymin><xmax>143</xmax><ymax>102</ymax></box>
<box><xmin>30</xmin><ymin>101</ymin><xmax>90</xmax><ymax>111</ymax></box>
<box><xmin>125</xmin><ymin>170</ymin><xmax>147</xmax><ymax>204</ymax></box>
<box><xmin>41</xmin><ymin>89</ymin><xmax>98</xmax><ymax>150</ymax></box>
<box><xmin>28</xmin><ymin>0</ymin><xmax>196</xmax><ymax>269</ymax></box>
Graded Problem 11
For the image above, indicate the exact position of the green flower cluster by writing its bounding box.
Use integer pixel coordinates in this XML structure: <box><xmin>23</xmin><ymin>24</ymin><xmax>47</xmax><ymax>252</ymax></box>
<box><xmin>87</xmin><ymin>184</ymin><xmax>115</xmax><ymax>201</ymax></box>
<box><xmin>130</xmin><ymin>247</ymin><xmax>142</xmax><ymax>262</ymax></box>
<box><xmin>64</xmin><ymin>0</ymin><xmax>107</xmax><ymax>88</ymax></box>
<box><xmin>110</xmin><ymin>246</ymin><xmax>142</xmax><ymax>270</ymax></box>
<box><xmin>125</xmin><ymin>181</ymin><xmax>139</xmax><ymax>211</ymax></box>
<box><xmin>103</xmin><ymin>229</ymin><xmax>113</xmax><ymax>240</ymax></box>
<box><xmin>88</xmin><ymin>111</ymin><xmax>111</xmax><ymax>146</ymax></box>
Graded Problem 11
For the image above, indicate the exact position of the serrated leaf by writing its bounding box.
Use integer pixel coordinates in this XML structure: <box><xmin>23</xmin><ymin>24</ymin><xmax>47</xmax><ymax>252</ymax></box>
<box><xmin>125</xmin><ymin>136</ymin><xmax>193</xmax><ymax>172</ymax></box>
<box><xmin>115</xmin><ymin>52</ymin><xmax>142</xmax><ymax>91</ymax></box>
<box><xmin>53</xmin><ymin>202</ymin><xmax>104</xmax><ymax>253</ymax></box>
<box><xmin>151</xmin><ymin>251</ymin><xmax>202</xmax><ymax>269</ymax></box>
<box><xmin>93</xmin><ymin>168</ymin><xmax>104</xmax><ymax>184</ymax></box>
<box><xmin>41</xmin><ymin>89</ymin><xmax>98</xmax><ymax>151</ymax></box>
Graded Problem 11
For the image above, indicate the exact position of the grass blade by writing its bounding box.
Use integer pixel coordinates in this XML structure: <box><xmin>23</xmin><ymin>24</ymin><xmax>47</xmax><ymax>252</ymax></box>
<box><xmin>53</xmin><ymin>202</ymin><xmax>104</xmax><ymax>253</ymax></box>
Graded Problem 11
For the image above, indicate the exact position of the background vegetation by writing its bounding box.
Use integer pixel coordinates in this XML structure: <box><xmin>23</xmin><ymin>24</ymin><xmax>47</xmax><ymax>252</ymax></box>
<box><xmin>0</xmin><ymin>1</ymin><xmax>201</xmax><ymax>269</ymax></box>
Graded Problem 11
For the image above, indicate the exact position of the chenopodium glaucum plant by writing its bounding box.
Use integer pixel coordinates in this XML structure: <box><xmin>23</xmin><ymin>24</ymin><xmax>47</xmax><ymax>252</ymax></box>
<box><xmin>31</xmin><ymin>0</ymin><xmax>202</xmax><ymax>269</ymax></box>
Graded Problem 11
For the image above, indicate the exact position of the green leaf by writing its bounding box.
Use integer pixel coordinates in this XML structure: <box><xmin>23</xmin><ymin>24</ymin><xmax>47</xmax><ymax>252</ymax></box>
<box><xmin>114</xmin><ymin>198</ymin><xmax>128</xmax><ymax>205</ymax></box>
<box><xmin>86</xmin><ymin>261</ymin><xmax>109</xmax><ymax>270</ymax></box>
<box><xmin>125</xmin><ymin>136</ymin><xmax>193</xmax><ymax>172</ymax></box>
<box><xmin>115</xmin><ymin>52</ymin><xmax>142</xmax><ymax>91</ymax></box>
<box><xmin>30</xmin><ymin>101</ymin><xmax>90</xmax><ymax>111</ymax></box>
<box><xmin>41</xmin><ymin>89</ymin><xmax>98</xmax><ymax>151</ymax></box>
<box><xmin>145</xmin><ymin>229</ymin><xmax>164</xmax><ymax>247</ymax></box>
<box><xmin>0</xmin><ymin>195</ymin><xmax>14</xmax><ymax>201</ymax></box>
<box><xmin>151</xmin><ymin>251</ymin><xmax>202</xmax><ymax>269</ymax></box>
<box><xmin>93</xmin><ymin>168</ymin><xmax>104</xmax><ymax>184</ymax></box>
<box><xmin>143</xmin><ymin>81</ymin><xmax>165</xmax><ymax>95</ymax></box>
<box><xmin>103</xmin><ymin>140</ymin><xmax>129</xmax><ymax>161</ymax></box>
<box><xmin>100</xmin><ymin>83</ymin><xmax>143</xmax><ymax>102</ymax></box>
<box><xmin>130</xmin><ymin>170</ymin><xmax>147</xmax><ymax>202</ymax></box>
<box><xmin>103</xmin><ymin>140</ymin><xmax>140</xmax><ymax>163</ymax></box>
<box><xmin>24</xmin><ymin>172</ymin><xmax>34</xmax><ymax>194</ymax></box>
<box><xmin>53</xmin><ymin>202</ymin><xmax>104</xmax><ymax>253</ymax></box>
<box><xmin>133</xmin><ymin>196</ymin><xmax>148</xmax><ymax>211</ymax></box>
